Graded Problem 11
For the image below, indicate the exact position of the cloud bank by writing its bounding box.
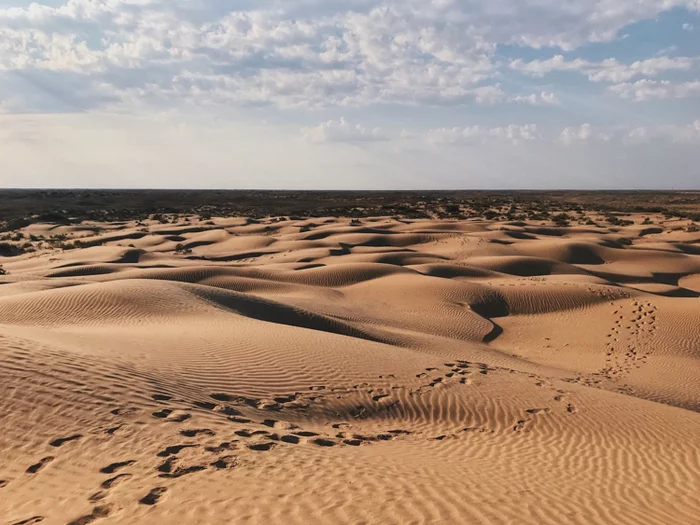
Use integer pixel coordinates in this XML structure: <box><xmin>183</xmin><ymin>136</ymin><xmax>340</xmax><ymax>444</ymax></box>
<box><xmin>0</xmin><ymin>0</ymin><xmax>699</xmax><ymax>188</ymax></box>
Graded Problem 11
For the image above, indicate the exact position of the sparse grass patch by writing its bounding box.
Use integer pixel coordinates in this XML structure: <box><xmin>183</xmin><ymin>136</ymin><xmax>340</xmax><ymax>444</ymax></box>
<box><xmin>552</xmin><ymin>213</ymin><xmax>571</xmax><ymax>227</ymax></box>
<box><xmin>606</xmin><ymin>215</ymin><xmax>634</xmax><ymax>227</ymax></box>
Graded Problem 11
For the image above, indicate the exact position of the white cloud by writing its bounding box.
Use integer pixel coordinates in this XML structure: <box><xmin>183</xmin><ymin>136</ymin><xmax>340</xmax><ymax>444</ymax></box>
<box><xmin>554</xmin><ymin>121</ymin><xmax>700</xmax><ymax>145</ymax></box>
<box><xmin>0</xmin><ymin>2</ymin><xmax>497</xmax><ymax>110</ymax></box>
<box><xmin>471</xmin><ymin>84</ymin><xmax>506</xmax><ymax>105</ymax></box>
<box><xmin>511</xmin><ymin>55</ymin><xmax>695</xmax><ymax>83</ymax></box>
<box><xmin>683</xmin><ymin>23</ymin><xmax>694</xmax><ymax>31</ymax></box>
<box><xmin>449</xmin><ymin>85</ymin><xmax>561</xmax><ymax>106</ymax></box>
<box><xmin>301</xmin><ymin>117</ymin><xmax>389</xmax><ymax>143</ymax></box>
<box><xmin>508</xmin><ymin>91</ymin><xmax>560</xmax><ymax>105</ymax></box>
<box><xmin>0</xmin><ymin>0</ymin><xmax>698</xmax><ymax>112</ymax></box>
<box><xmin>625</xmin><ymin>121</ymin><xmax>700</xmax><ymax>143</ymax></box>
<box><xmin>539</xmin><ymin>92</ymin><xmax>560</xmax><ymax>105</ymax></box>
<box><xmin>426</xmin><ymin>124</ymin><xmax>540</xmax><ymax>145</ymax></box>
<box><xmin>608</xmin><ymin>79</ymin><xmax>700</xmax><ymax>100</ymax></box>
<box><xmin>303</xmin><ymin>120</ymin><xmax>700</xmax><ymax>147</ymax></box>
<box><xmin>559</xmin><ymin>123</ymin><xmax>612</xmax><ymax>145</ymax></box>
<box><xmin>559</xmin><ymin>123</ymin><xmax>592</xmax><ymax>144</ymax></box>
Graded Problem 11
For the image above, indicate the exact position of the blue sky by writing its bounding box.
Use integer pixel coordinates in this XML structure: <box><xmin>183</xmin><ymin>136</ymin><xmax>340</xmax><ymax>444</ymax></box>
<box><xmin>0</xmin><ymin>0</ymin><xmax>698</xmax><ymax>189</ymax></box>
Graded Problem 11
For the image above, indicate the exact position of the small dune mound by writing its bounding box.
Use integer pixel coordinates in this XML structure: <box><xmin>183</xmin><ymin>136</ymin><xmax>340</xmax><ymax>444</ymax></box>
<box><xmin>188</xmin><ymin>285</ymin><xmax>390</xmax><ymax>344</ymax></box>
<box><xmin>46</xmin><ymin>265</ymin><xmax>120</xmax><ymax>278</ymax></box>
<box><xmin>627</xmin><ymin>282</ymin><xmax>700</xmax><ymax>297</ymax></box>
<box><xmin>515</xmin><ymin>241</ymin><xmax>608</xmax><ymax>265</ymax></box>
<box><xmin>679</xmin><ymin>274</ymin><xmax>700</xmax><ymax>293</ymax></box>
<box><xmin>464</xmin><ymin>255</ymin><xmax>584</xmax><ymax>277</ymax></box>
<box><xmin>411</xmin><ymin>263</ymin><xmax>501</xmax><ymax>279</ymax></box>
<box><xmin>0</xmin><ymin>279</ymin><xmax>210</xmax><ymax>326</ymax></box>
<box><xmin>289</xmin><ymin>263</ymin><xmax>416</xmax><ymax>287</ymax></box>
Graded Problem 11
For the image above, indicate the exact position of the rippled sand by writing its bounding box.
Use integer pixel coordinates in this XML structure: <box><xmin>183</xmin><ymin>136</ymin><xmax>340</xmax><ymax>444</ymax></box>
<box><xmin>1</xmin><ymin>214</ymin><xmax>699</xmax><ymax>525</ymax></box>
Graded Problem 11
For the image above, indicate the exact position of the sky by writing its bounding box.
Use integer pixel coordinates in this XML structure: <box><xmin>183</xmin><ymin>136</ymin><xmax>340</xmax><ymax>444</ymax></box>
<box><xmin>0</xmin><ymin>0</ymin><xmax>699</xmax><ymax>189</ymax></box>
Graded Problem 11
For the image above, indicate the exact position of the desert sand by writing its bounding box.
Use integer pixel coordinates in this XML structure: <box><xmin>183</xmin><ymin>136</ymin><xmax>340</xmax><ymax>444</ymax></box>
<box><xmin>1</xmin><ymin>212</ymin><xmax>699</xmax><ymax>525</ymax></box>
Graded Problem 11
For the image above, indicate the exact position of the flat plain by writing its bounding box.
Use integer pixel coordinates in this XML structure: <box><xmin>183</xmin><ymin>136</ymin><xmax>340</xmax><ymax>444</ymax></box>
<box><xmin>1</xmin><ymin>191</ymin><xmax>699</xmax><ymax>525</ymax></box>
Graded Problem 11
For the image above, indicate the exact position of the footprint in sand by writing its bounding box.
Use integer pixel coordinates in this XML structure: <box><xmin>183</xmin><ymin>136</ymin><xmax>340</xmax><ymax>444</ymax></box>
<box><xmin>66</xmin><ymin>504</ymin><xmax>112</xmax><ymax>525</ymax></box>
<box><xmin>205</xmin><ymin>441</ymin><xmax>238</xmax><ymax>454</ymax></box>
<box><xmin>273</xmin><ymin>394</ymin><xmax>301</xmax><ymax>404</ymax></box>
<box><xmin>235</xmin><ymin>429</ymin><xmax>269</xmax><ymax>438</ymax></box>
<box><xmin>180</xmin><ymin>429</ymin><xmax>216</xmax><ymax>438</ymax></box>
<box><xmin>26</xmin><ymin>457</ymin><xmax>54</xmax><ymax>474</ymax></box>
<box><xmin>513</xmin><ymin>420</ymin><xmax>533</xmax><ymax>432</ymax></box>
<box><xmin>100</xmin><ymin>460</ymin><xmax>135</xmax><ymax>474</ymax></box>
<box><xmin>525</xmin><ymin>408</ymin><xmax>550</xmax><ymax>415</ymax></box>
<box><xmin>157</xmin><ymin>458</ymin><xmax>206</xmax><ymax>478</ymax></box>
<box><xmin>157</xmin><ymin>444</ymin><xmax>199</xmax><ymax>457</ymax></box>
<box><xmin>152</xmin><ymin>394</ymin><xmax>172</xmax><ymax>401</ymax></box>
<box><xmin>210</xmin><ymin>393</ymin><xmax>235</xmax><ymax>402</ymax></box>
<box><xmin>110</xmin><ymin>407</ymin><xmax>139</xmax><ymax>417</ymax></box>
<box><xmin>211</xmin><ymin>455</ymin><xmax>238</xmax><ymax>470</ymax></box>
<box><xmin>248</xmin><ymin>442</ymin><xmax>276</xmax><ymax>451</ymax></box>
<box><xmin>228</xmin><ymin>416</ymin><xmax>253</xmax><ymax>424</ymax></box>
<box><xmin>262</xmin><ymin>419</ymin><xmax>297</xmax><ymax>430</ymax></box>
<box><xmin>194</xmin><ymin>401</ymin><xmax>219</xmax><ymax>410</ymax></box>
<box><xmin>49</xmin><ymin>435</ymin><xmax>83</xmax><ymax>448</ymax></box>
<box><xmin>151</xmin><ymin>409</ymin><xmax>173</xmax><ymax>419</ymax></box>
<box><xmin>293</xmin><ymin>431</ymin><xmax>319</xmax><ymax>437</ymax></box>
<box><xmin>88</xmin><ymin>492</ymin><xmax>108</xmax><ymax>503</ymax></box>
<box><xmin>139</xmin><ymin>487</ymin><xmax>167</xmax><ymax>506</ymax></box>
<box><xmin>195</xmin><ymin>400</ymin><xmax>243</xmax><ymax>416</ymax></box>
<box><xmin>12</xmin><ymin>518</ymin><xmax>45</xmax><ymax>525</ymax></box>
<box><xmin>105</xmin><ymin>425</ymin><xmax>123</xmax><ymax>435</ymax></box>
<box><xmin>313</xmin><ymin>439</ymin><xmax>337</xmax><ymax>447</ymax></box>
<box><xmin>101</xmin><ymin>473</ymin><xmax>132</xmax><ymax>489</ymax></box>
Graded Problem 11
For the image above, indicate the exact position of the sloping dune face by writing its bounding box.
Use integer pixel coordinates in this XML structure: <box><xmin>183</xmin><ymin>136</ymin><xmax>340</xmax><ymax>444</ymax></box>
<box><xmin>1</xmin><ymin>215</ymin><xmax>700</xmax><ymax>525</ymax></box>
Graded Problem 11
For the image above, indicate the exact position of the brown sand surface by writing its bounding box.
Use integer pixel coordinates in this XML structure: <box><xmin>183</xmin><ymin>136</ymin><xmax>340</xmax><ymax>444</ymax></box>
<box><xmin>1</xmin><ymin>214</ymin><xmax>699</xmax><ymax>525</ymax></box>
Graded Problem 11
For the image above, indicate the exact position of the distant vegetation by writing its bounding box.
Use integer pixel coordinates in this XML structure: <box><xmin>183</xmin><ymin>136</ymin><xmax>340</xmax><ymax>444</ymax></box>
<box><xmin>0</xmin><ymin>190</ymin><xmax>699</xmax><ymax>232</ymax></box>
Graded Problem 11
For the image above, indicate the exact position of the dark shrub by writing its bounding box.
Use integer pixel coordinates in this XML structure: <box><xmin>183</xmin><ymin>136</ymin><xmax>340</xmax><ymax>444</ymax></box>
<box><xmin>0</xmin><ymin>242</ymin><xmax>23</xmax><ymax>257</ymax></box>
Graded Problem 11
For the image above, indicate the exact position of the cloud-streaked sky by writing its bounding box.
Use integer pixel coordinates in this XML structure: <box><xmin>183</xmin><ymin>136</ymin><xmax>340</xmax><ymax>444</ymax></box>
<box><xmin>1</xmin><ymin>0</ymin><xmax>699</xmax><ymax>189</ymax></box>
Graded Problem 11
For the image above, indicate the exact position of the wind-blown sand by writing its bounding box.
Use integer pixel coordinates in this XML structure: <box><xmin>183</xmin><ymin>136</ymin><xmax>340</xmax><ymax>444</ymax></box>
<box><xmin>1</xmin><ymin>215</ymin><xmax>699</xmax><ymax>525</ymax></box>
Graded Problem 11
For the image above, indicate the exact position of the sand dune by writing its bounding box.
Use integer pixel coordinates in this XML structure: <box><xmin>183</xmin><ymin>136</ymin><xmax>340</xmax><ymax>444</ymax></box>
<box><xmin>1</xmin><ymin>214</ymin><xmax>699</xmax><ymax>525</ymax></box>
